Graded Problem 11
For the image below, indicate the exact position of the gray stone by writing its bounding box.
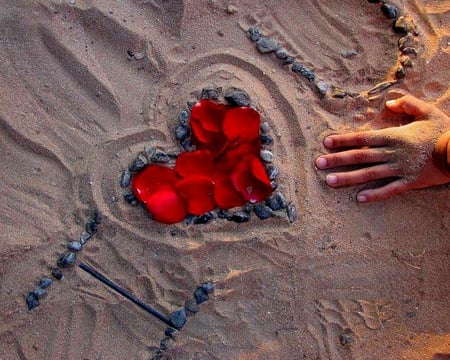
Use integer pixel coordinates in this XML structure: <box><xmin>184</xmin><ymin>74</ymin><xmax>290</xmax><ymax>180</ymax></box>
<box><xmin>194</xmin><ymin>286</ymin><xmax>209</xmax><ymax>304</ymax></box>
<box><xmin>266</xmin><ymin>166</ymin><xmax>279</xmax><ymax>180</ymax></box>
<box><xmin>260</xmin><ymin>150</ymin><xmax>274</xmax><ymax>163</ymax></box>
<box><xmin>260</xmin><ymin>122</ymin><xmax>270</xmax><ymax>134</ymax></box>
<box><xmin>175</xmin><ymin>124</ymin><xmax>190</xmax><ymax>141</ymax></box>
<box><xmin>33</xmin><ymin>287</ymin><xmax>47</xmax><ymax>299</ymax></box>
<box><xmin>281</xmin><ymin>56</ymin><xmax>295</xmax><ymax>65</ymax></box>
<box><xmin>275</xmin><ymin>48</ymin><xmax>288</xmax><ymax>59</ymax></box>
<box><xmin>120</xmin><ymin>170</ymin><xmax>131</xmax><ymax>188</ymax></box>
<box><xmin>51</xmin><ymin>268</ymin><xmax>63</xmax><ymax>280</ymax></box>
<box><xmin>38</xmin><ymin>277</ymin><xmax>53</xmax><ymax>289</ymax></box>
<box><xmin>129</xmin><ymin>153</ymin><xmax>148</xmax><ymax>172</ymax></box>
<box><xmin>151</xmin><ymin>149</ymin><xmax>170</xmax><ymax>163</ymax></box>
<box><xmin>178</xmin><ymin>110</ymin><xmax>189</xmax><ymax>125</ymax></box>
<box><xmin>256</xmin><ymin>37</ymin><xmax>279</xmax><ymax>53</ymax></box>
<box><xmin>260</xmin><ymin>134</ymin><xmax>273</xmax><ymax>145</ymax></box>
<box><xmin>266</xmin><ymin>192</ymin><xmax>287</xmax><ymax>211</ymax></box>
<box><xmin>229</xmin><ymin>211</ymin><xmax>250</xmax><ymax>223</ymax></box>
<box><xmin>248</xmin><ymin>27</ymin><xmax>261</xmax><ymax>42</ymax></box>
<box><xmin>79</xmin><ymin>231</ymin><xmax>91</xmax><ymax>245</ymax></box>
<box><xmin>381</xmin><ymin>3</ymin><xmax>399</xmax><ymax>19</ymax></box>
<box><xmin>170</xmin><ymin>307</ymin><xmax>187</xmax><ymax>329</ymax></box>
<box><xmin>224</xmin><ymin>89</ymin><xmax>250</xmax><ymax>107</ymax></box>
<box><xmin>68</xmin><ymin>241</ymin><xmax>82</xmax><ymax>251</ymax></box>
<box><xmin>287</xmin><ymin>203</ymin><xmax>297</xmax><ymax>223</ymax></box>
<box><xmin>253</xmin><ymin>203</ymin><xmax>273</xmax><ymax>220</ymax></box>
<box><xmin>26</xmin><ymin>292</ymin><xmax>40</xmax><ymax>310</ymax></box>
<box><xmin>201</xmin><ymin>87</ymin><xmax>220</xmax><ymax>100</ymax></box>
<box><xmin>340</xmin><ymin>49</ymin><xmax>358</xmax><ymax>58</ymax></box>
<box><xmin>57</xmin><ymin>251</ymin><xmax>77</xmax><ymax>268</ymax></box>
<box><xmin>201</xmin><ymin>281</ymin><xmax>215</xmax><ymax>294</ymax></box>
<box><xmin>315</xmin><ymin>81</ymin><xmax>329</xmax><ymax>95</ymax></box>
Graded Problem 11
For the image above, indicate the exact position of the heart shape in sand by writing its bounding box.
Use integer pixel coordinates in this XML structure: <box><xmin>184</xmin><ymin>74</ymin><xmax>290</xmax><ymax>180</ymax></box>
<box><xmin>132</xmin><ymin>99</ymin><xmax>273</xmax><ymax>224</ymax></box>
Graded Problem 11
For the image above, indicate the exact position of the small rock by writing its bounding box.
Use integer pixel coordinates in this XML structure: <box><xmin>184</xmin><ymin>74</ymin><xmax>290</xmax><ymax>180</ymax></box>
<box><xmin>400</xmin><ymin>55</ymin><xmax>413</xmax><ymax>67</ymax></box>
<box><xmin>68</xmin><ymin>241</ymin><xmax>82</xmax><ymax>251</ymax></box>
<box><xmin>281</xmin><ymin>56</ymin><xmax>295</xmax><ymax>65</ymax></box>
<box><xmin>398</xmin><ymin>35</ymin><xmax>417</xmax><ymax>52</ymax></box>
<box><xmin>260</xmin><ymin>150</ymin><xmax>274</xmax><ymax>163</ymax></box>
<box><xmin>202</xmin><ymin>281</ymin><xmax>215</xmax><ymax>294</ymax></box>
<box><xmin>226</xmin><ymin>4</ymin><xmax>237</xmax><ymax>14</ymax></box>
<box><xmin>260</xmin><ymin>121</ymin><xmax>270</xmax><ymax>134</ymax></box>
<box><xmin>178</xmin><ymin>110</ymin><xmax>189</xmax><ymax>125</ymax></box>
<box><xmin>229</xmin><ymin>211</ymin><xmax>250</xmax><ymax>223</ymax></box>
<box><xmin>91</xmin><ymin>209</ymin><xmax>102</xmax><ymax>224</ymax></box>
<box><xmin>51</xmin><ymin>268</ymin><xmax>63</xmax><ymax>280</ymax></box>
<box><xmin>160</xmin><ymin>337</ymin><xmax>170</xmax><ymax>351</ymax></box>
<box><xmin>381</xmin><ymin>3</ymin><xmax>399</xmax><ymax>19</ymax></box>
<box><xmin>266</xmin><ymin>166</ymin><xmax>279</xmax><ymax>180</ymax></box>
<box><xmin>393</xmin><ymin>16</ymin><xmax>409</xmax><ymax>33</ymax></box>
<box><xmin>340</xmin><ymin>331</ymin><xmax>354</xmax><ymax>346</ymax></box>
<box><xmin>256</xmin><ymin>37</ymin><xmax>279</xmax><ymax>53</ymax></box>
<box><xmin>185</xmin><ymin>214</ymin><xmax>197</xmax><ymax>225</ymax></box>
<box><xmin>129</xmin><ymin>153</ymin><xmax>148</xmax><ymax>172</ymax></box>
<box><xmin>224</xmin><ymin>89</ymin><xmax>250</xmax><ymax>107</ymax></box>
<box><xmin>26</xmin><ymin>292</ymin><xmax>40</xmax><ymax>310</ymax></box>
<box><xmin>79</xmin><ymin>231</ymin><xmax>91</xmax><ymax>245</ymax></box>
<box><xmin>271</xmin><ymin>180</ymin><xmax>278</xmax><ymax>190</ymax></box>
<box><xmin>165</xmin><ymin>327</ymin><xmax>176</xmax><ymax>338</ymax></box>
<box><xmin>120</xmin><ymin>170</ymin><xmax>131</xmax><ymax>188</ymax></box>
<box><xmin>217</xmin><ymin>209</ymin><xmax>232</xmax><ymax>219</ymax></box>
<box><xmin>170</xmin><ymin>307</ymin><xmax>187</xmax><ymax>329</ymax></box>
<box><xmin>124</xmin><ymin>192</ymin><xmax>139</xmax><ymax>206</ymax></box>
<box><xmin>275</xmin><ymin>48</ymin><xmax>288</xmax><ymax>59</ymax></box>
<box><xmin>260</xmin><ymin>134</ymin><xmax>273</xmax><ymax>145</ymax></box>
<box><xmin>395</xmin><ymin>65</ymin><xmax>406</xmax><ymax>79</ymax></box>
<box><xmin>33</xmin><ymin>287</ymin><xmax>47</xmax><ymax>299</ymax></box>
<box><xmin>151</xmin><ymin>149</ymin><xmax>170</xmax><ymax>163</ymax></box>
<box><xmin>248</xmin><ymin>27</ymin><xmax>261</xmax><ymax>42</ymax></box>
<box><xmin>266</xmin><ymin>192</ymin><xmax>287</xmax><ymax>210</ymax></box>
<box><xmin>406</xmin><ymin>311</ymin><xmax>416</xmax><ymax>318</ymax></box>
<box><xmin>340</xmin><ymin>49</ymin><xmax>358</xmax><ymax>58</ymax></box>
<box><xmin>201</xmin><ymin>87</ymin><xmax>220</xmax><ymax>100</ymax></box>
<box><xmin>194</xmin><ymin>286</ymin><xmax>209</xmax><ymax>304</ymax></box>
<box><xmin>253</xmin><ymin>203</ymin><xmax>273</xmax><ymax>220</ymax></box>
<box><xmin>194</xmin><ymin>212</ymin><xmax>214</xmax><ymax>225</ymax></box>
<box><xmin>38</xmin><ymin>277</ymin><xmax>53</xmax><ymax>289</ymax></box>
<box><xmin>57</xmin><ymin>251</ymin><xmax>77</xmax><ymax>268</ymax></box>
<box><xmin>287</xmin><ymin>203</ymin><xmax>297</xmax><ymax>223</ymax></box>
<box><xmin>85</xmin><ymin>217</ymin><xmax>98</xmax><ymax>235</ymax></box>
<box><xmin>291</xmin><ymin>62</ymin><xmax>315</xmax><ymax>82</ymax></box>
<box><xmin>185</xmin><ymin>299</ymin><xmax>199</xmax><ymax>314</ymax></box>
<box><xmin>187</xmin><ymin>100</ymin><xmax>197</xmax><ymax>110</ymax></box>
<box><xmin>315</xmin><ymin>80</ymin><xmax>329</xmax><ymax>95</ymax></box>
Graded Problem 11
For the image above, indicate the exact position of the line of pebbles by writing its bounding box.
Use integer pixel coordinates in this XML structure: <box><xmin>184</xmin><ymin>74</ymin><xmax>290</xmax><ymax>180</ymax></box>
<box><xmin>25</xmin><ymin>210</ymin><xmax>102</xmax><ymax>310</ymax></box>
<box><xmin>248</xmin><ymin>1</ymin><xmax>419</xmax><ymax>99</ymax></box>
<box><xmin>151</xmin><ymin>281</ymin><xmax>215</xmax><ymax>359</ymax></box>
<box><xmin>121</xmin><ymin>87</ymin><xmax>297</xmax><ymax>225</ymax></box>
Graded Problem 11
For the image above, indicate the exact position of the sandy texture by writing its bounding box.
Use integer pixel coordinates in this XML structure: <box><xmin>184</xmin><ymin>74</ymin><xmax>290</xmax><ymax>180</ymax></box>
<box><xmin>0</xmin><ymin>0</ymin><xmax>449</xmax><ymax>359</ymax></box>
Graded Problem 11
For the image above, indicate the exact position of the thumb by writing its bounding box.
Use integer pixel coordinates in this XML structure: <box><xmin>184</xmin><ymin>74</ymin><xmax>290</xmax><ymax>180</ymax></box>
<box><xmin>385</xmin><ymin>94</ymin><xmax>433</xmax><ymax>118</ymax></box>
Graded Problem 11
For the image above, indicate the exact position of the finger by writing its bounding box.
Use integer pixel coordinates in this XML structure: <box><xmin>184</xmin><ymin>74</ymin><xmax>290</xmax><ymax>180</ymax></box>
<box><xmin>385</xmin><ymin>94</ymin><xmax>433</xmax><ymax>117</ymax></box>
<box><xmin>323</xmin><ymin>129</ymin><xmax>388</xmax><ymax>149</ymax></box>
<box><xmin>325</xmin><ymin>164</ymin><xmax>399</xmax><ymax>187</ymax></box>
<box><xmin>356</xmin><ymin>179</ymin><xmax>410</xmax><ymax>202</ymax></box>
<box><xmin>316</xmin><ymin>148</ymin><xmax>390</xmax><ymax>169</ymax></box>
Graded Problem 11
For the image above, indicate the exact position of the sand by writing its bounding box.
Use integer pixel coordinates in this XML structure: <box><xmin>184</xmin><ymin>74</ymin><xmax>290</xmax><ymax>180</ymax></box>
<box><xmin>0</xmin><ymin>0</ymin><xmax>449</xmax><ymax>359</ymax></box>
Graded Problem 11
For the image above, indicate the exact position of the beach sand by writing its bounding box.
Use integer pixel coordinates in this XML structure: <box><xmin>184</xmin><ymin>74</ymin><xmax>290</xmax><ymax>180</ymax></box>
<box><xmin>0</xmin><ymin>0</ymin><xmax>449</xmax><ymax>359</ymax></box>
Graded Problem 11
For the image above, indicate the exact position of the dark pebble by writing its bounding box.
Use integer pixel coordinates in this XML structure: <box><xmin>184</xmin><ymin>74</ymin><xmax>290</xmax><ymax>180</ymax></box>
<box><xmin>151</xmin><ymin>149</ymin><xmax>170</xmax><ymax>163</ymax></box>
<box><xmin>178</xmin><ymin>110</ymin><xmax>189</xmax><ymax>125</ymax></box>
<box><xmin>393</xmin><ymin>16</ymin><xmax>408</xmax><ymax>33</ymax></box>
<box><xmin>51</xmin><ymin>268</ymin><xmax>63</xmax><ymax>280</ymax></box>
<box><xmin>229</xmin><ymin>211</ymin><xmax>250</xmax><ymax>223</ymax></box>
<box><xmin>256</xmin><ymin>37</ymin><xmax>279</xmax><ymax>53</ymax></box>
<box><xmin>202</xmin><ymin>281</ymin><xmax>215</xmax><ymax>294</ymax></box>
<box><xmin>85</xmin><ymin>217</ymin><xmax>98</xmax><ymax>235</ymax></box>
<box><xmin>367</xmin><ymin>0</ymin><xmax>381</xmax><ymax>3</ymax></box>
<box><xmin>253</xmin><ymin>203</ymin><xmax>273</xmax><ymax>220</ymax></box>
<box><xmin>406</xmin><ymin>311</ymin><xmax>416</xmax><ymax>318</ymax></box>
<box><xmin>170</xmin><ymin>307</ymin><xmax>187</xmax><ymax>329</ymax></box>
<box><xmin>287</xmin><ymin>203</ymin><xmax>297</xmax><ymax>223</ymax></box>
<box><xmin>266</xmin><ymin>166</ymin><xmax>279</xmax><ymax>180</ymax></box>
<box><xmin>185</xmin><ymin>214</ymin><xmax>197</xmax><ymax>225</ymax></box>
<box><xmin>281</xmin><ymin>56</ymin><xmax>295</xmax><ymax>65</ymax></box>
<box><xmin>92</xmin><ymin>209</ymin><xmax>102</xmax><ymax>224</ymax></box>
<box><xmin>260</xmin><ymin>134</ymin><xmax>273</xmax><ymax>145</ymax></box>
<box><xmin>175</xmin><ymin>124</ymin><xmax>190</xmax><ymax>142</ymax></box>
<box><xmin>381</xmin><ymin>3</ymin><xmax>399</xmax><ymax>19</ymax></box>
<box><xmin>68</xmin><ymin>241</ymin><xmax>82</xmax><ymax>251</ymax></box>
<box><xmin>170</xmin><ymin>229</ymin><xmax>178</xmax><ymax>236</ymax></box>
<box><xmin>124</xmin><ymin>192</ymin><xmax>139</xmax><ymax>206</ymax></box>
<box><xmin>187</xmin><ymin>100</ymin><xmax>197</xmax><ymax>110</ymax></box>
<box><xmin>398</xmin><ymin>35</ymin><xmax>416</xmax><ymax>52</ymax></box>
<box><xmin>217</xmin><ymin>209</ymin><xmax>232</xmax><ymax>219</ymax></box>
<box><xmin>395</xmin><ymin>66</ymin><xmax>406</xmax><ymax>79</ymax></box>
<box><xmin>26</xmin><ymin>292</ymin><xmax>40</xmax><ymax>310</ymax></box>
<box><xmin>224</xmin><ymin>89</ymin><xmax>250</xmax><ymax>107</ymax></box>
<box><xmin>194</xmin><ymin>286</ymin><xmax>209</xmax><ymax>304</ymax></box>
<box><xmin>185</xmin><ymin>299</ymin><xmax>199</xmax><ymax>314</ymax></box>
<box><xmin>260</xmin><ymin>122</ymin><xmax>270</xmax><ymax>134</ymax></box>
<box><xmin>340</xmin><ymin>49</ymin><xmax>358</xmax><ymax>58</ymax></box>
<box><xmin>120</xmin><ymin>170</ymin><xmax>132</xmax><ymax>188</ymax></box>
<box><xmin>165</xmin><ymin>327</ymin><xmax>176</xmax><ymax>338</ymax></box>
<box><xmin>194</xmin><ymin>212</ymin><xmax>214</xmax><ymax>225</ymax></box>
<box><xmin>33</xmin><ymin>287</ymin><xmax>46</xmax><ymax>299</ymax></box>
<box><xmin>57</xmin><ymin>251</ymin><xmax>77</xmax><ymax>268</ymax></box>
<box><xmin>79</xmin><ymin>231</ymin><xmax>91</xmax><ymax>245</ymax></box>
<box><xmin>340</xmin><ymin>332</ymin><xmax>354</xmax><ymax>346</ymax></box>
<box><xmin>160</xmin><ymin>337</ymin><xmax>170</xmax><ymax>351</ymax></box>
<box><xmin>201</xmin><ymin>87</ymin><xmax>220</xmax><ymax>100</ymax></box>
<box><xmin>180</xmin><ymin>139</ymin><xmax>195</xmax><ymax>152</ymax></box>
<box><xmin>271</xmin><ymin>180</ymin><xmax>278</xmax><ymax>190</ymax></box>
<box><xmin>266</xmin><ymin>192</ymin><xmax>287</xmax><ymax>210</ymax></box>
<box><xmin>315</xmin><ymin>81</ymin><xmax>329</xmax><ymax>95</ymax></box>
<box><xmin>39</xmin><ymin>277</ymin><xmax>53</xmax><ymax>289</ymax></box>
<box><xmin>248</xmin><ymin>27</ymin><xmax>261</xmax><ymax>42</ymax></box>
<box><xmin>291</xmin><ymin>62</ymin><xmax>315</xmax><ymax>82</ymax></box>
<box><xmin>400</xmin><ymin>55</ymin><xmax>413</xmax><ymax>67</ymax></box>
<box><xmin>275</xmin><ymin>48</ymin><xmax>288</xmax><ymax>59</ymax></box>
<box><xmin>128</xmin><ymin>153</ymin><xmax>148</xmax><ymax>172</ymax></box>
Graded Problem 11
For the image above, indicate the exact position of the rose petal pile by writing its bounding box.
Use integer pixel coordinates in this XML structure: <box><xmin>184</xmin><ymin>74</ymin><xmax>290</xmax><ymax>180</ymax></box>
<box><xmin>132</xmin><ymin>99</ymin><xmax>273</xmax><ymax>224</ymax></box>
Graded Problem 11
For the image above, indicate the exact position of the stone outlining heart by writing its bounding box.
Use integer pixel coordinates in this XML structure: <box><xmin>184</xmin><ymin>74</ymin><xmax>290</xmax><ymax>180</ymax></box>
<box><xmin>131</xmin><ymin>99</ymin><xmax>273</xmax><ymax>224</ymax></box>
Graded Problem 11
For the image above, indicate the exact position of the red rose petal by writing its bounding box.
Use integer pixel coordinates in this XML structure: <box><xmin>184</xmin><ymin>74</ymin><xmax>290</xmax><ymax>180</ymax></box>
<box><xmin>230</xmin><ymin>155</ymin><xmax>272</xmax><ymax>203</ymax></box>
<box><xmin>214</xmin><ymin>176</ymin><xmax>245</xmax><ymax>209</ymax></box>
<box><xmin>145</xmin><ymin>188</ymin><xmax>187</xmax><ymax>224</ymax></box>
<box><xmin>191</xmin><ymin>100</ymin><xmax>229</xmax><ymax>133</ymax></box>
<box><xmin>132</xmin><ymin>165</ymin><xmax>179</xmax><ymax>202</ymax></box>
<box><xmin>175</xmin><ymin>176</ymin><xmax>215</xmax><ymax>215</ymax></box>
<box><xmin>175</xmin><ymin>150</ymin><xmax>214</xmax><ymax>178</ymax></box>
<box><xmin>223</xmin><ymin>107</ymin><xmax>260</xmax><ymax>143</ymax></box>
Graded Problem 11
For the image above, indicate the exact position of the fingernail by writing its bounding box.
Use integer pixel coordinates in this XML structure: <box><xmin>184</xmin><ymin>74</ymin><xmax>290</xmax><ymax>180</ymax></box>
<box><xmin>326</xmin><ymin>174</ymin><xmax>338</xmax><ymax>185</ymax></box>
<box><xmin>316</xmin><ymin>157</ymin><xmax>328</xmax><ymax>169</ymax></box>
<box><xmin>323</xmin><ymin>137</ymin><xmax>333</xmax><ymax>148</ymax></box>
<box><xmin>357</xmin><ymin>193</ymin><xmax>367</xmax><ymax>202</ymax></box>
